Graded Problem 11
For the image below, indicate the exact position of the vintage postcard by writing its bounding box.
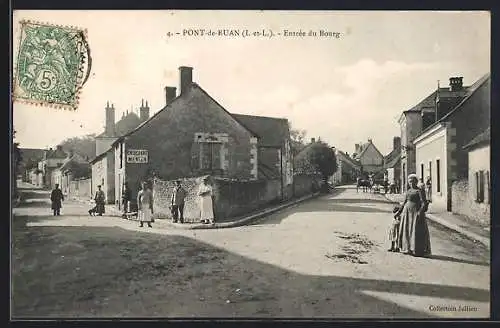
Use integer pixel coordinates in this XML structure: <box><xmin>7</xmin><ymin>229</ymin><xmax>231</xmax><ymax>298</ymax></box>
<box><xmin>11</xmin><ymin>10</ymin><xmax>491</xmax><ymax>319</ymax></box>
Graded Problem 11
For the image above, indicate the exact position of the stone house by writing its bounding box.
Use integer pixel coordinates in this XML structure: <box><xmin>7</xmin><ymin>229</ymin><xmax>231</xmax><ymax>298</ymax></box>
<box><xmin>413</xmin><ymin>74</ymin><xmax>490</xmax><ymax>212</ymax></box>
<box><xmin>453</xmin><ymin>127</ymin><xmax>490</xmax><ymax>223</ymax></box>
<box><xmin>383</xmin><ymin>137</ymin><xmax>402</xmax><ymax>186</ymax></box>
<box><xmin>330</xmin><ymin>148</ymin><xmax>361</xmax><ymax>185</ymax></box>
<box><xmin>398</xmin><ymin>76</ymin><xmax>472</xmax><ymax>192</ymax></box>
<box><xmin>352</xmin><ymin>139</ymin><xmax>384</xmax><ymax>175</ymax></box>
<box><xmin>90</xmin><ymin>100</ymin><xmax>150</xmax><ymax>203</ymax></box>
<box><xmin>104</xmin><ymin>66</ymin><xmax>292</xmax><ymax>208</ymax></box>
<box><xmin>51</xmin><ymin>152</ymin><xmax>91</xmax><ymax>196</ymax></box>
<box><xmin>19</xmin><ymin>148</ymin><xmax>45</xmax><ymax>183</ymax></box>
<box><xmin>38</xmin><ymin>145</ymin><xmax>68</xmax><ymax>189</ymax></box>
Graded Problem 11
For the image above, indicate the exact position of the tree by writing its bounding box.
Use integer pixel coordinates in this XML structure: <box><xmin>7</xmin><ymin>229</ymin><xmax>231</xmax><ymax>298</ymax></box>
<box><xmin>59</xmin><ymin>134</ymin><xmax>96</xmax><ymax>160</ymax></box>
<box><xmin>295</xmin><ymin>141</ymin><xmax>338</xmax><ymax>192</ymax></box>
<box><xmin>288</xmin><ymin>122</ymin><xmax>307</xmax><ymax>155</ymax></box>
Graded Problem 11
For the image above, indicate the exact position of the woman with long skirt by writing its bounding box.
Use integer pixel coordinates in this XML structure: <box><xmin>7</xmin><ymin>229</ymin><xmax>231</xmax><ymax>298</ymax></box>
<box><xmin>394</xmin><ymin>173</ymin><xmax>431</xmax><ymax>257</ymax></box>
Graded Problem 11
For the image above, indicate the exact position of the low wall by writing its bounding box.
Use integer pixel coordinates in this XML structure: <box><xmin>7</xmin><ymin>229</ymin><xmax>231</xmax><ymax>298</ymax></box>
<box><xmin>153</xmin><ymin>176</ymin><xmax>283</xmax><ymax>223</ymax></box>
<box><xmin>69</xmin><ymin>178</ymin><xmax>91</xmax><ymax>200</ymax></box>
<box><xmin>451</xmin><ymin>179</ymin><xmax>490</xmax><ymax>225</ymax></box>
<box><xmin>293</xmin><ymin>174</ymin><xmax>321</xmax><ymax>198</ymax></box>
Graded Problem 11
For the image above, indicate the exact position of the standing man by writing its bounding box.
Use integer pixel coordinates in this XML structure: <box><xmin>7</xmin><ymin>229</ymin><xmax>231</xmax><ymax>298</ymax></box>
<box><xmin>171</xmin><ymin>180</ymin><xmax>187</xmax><ymax>223</ymax></box>
<box><xmin>121</xmin><ymin>182</ymin><xmax>132</xmax><ymax>217</ymax></box>
<box><xmin>94</xmin><ymin>185</ymin><xmax>106</xmax><ymax>216</ymax></box>
<box><xmin>50</xmin><ymin>183</ymin><xmax>64</xmax><ymax>216</ymax></box>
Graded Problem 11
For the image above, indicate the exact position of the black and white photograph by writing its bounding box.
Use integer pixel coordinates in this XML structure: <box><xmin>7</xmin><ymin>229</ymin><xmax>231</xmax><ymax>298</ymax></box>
<box><xmin>11</xmin><ymin>10</ymin><xmax>491</xmax><ymax>319</ymax></box>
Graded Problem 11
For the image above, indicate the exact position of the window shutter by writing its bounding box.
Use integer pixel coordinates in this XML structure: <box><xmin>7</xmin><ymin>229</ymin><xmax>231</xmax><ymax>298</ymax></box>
<box><xmin>212</xmin><ymin>143</ymin><xmax>222</xmax><ymax>169</ymax></box>
<box><xmin>474</xmin><ymin>172</ymin><xmax>479</xmax><ymax>202</ymax></box>
<box><xmin>191</xmin><ymin>142</ymin><xmax>200</xmax><ymax>171</ymax></box>
<box><xmin>486</xmin><ymin>171</ymin><xmax>490</xmax><ymax>204</ymax></box>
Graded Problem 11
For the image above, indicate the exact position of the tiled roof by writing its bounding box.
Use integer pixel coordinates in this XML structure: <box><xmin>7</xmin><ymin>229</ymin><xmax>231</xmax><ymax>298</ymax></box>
<box><xmin>384</xmin><ymin>148</ymin><xmax>401</xmax><ymax>168</ymax></box>
<box><xmin>336</xmin><ymin>150</ymin><xmax>361</xmax><ymax>169</ymax></box>
<box><xmin>463</xmin><ymin>127</ymin><xmax>490</xmax><ymax>150</ymax></box>
<box><xmin>231</xmin><ymin>114</ymin><xmax>289</xmax><ymax>147</ymax></box>
<box><xmin>405</xmin><ymin>87</ymin><xmax>470</xmax><ymax>113</ymax></box>
<box><xmin>418</xmin><ymin>73</ymin><xmax>490</xmax><ymax>137</ymax></box>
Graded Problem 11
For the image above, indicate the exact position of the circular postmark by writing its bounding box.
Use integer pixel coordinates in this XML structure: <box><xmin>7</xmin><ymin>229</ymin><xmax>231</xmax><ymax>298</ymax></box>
<box><xmin>13</xmin><ymin>21</ymin><xmax>92</xmax><ymax>110</ymax></box>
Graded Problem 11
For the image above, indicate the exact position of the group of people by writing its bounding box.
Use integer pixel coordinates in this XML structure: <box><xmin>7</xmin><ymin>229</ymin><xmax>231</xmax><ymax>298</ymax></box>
<box><xmin>388</xmin><ymin>173</ymin><xmax>432</xmax><ymax>257</ymax></box>
<box><xmin>118</xmin><ymin>175</ymin><xmax>216</xmax><ymax>227</ymax></box>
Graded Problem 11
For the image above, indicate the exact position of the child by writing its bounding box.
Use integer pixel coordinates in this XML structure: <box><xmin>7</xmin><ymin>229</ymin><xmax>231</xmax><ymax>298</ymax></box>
<box><xmin>388</xmin><ymin>205</ymin><xmax>401</xmax><ymax>252</ymax></box>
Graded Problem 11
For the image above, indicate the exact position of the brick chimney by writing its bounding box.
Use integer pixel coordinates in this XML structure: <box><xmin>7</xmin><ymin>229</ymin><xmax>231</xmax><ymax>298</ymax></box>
<box><xmin>179</xmin><ymin>66</ymin><xmax>193</xmax><ymax>95</ymax></box>
<box><xmin>105</xmin><ymin>101</ymin><xmax>115</xmax><ymax>136</ymax></box>
<box><xmin>140</xmin><ymin>99</ymin><xmax>150</xmax><ymax>122</ymax></box>
<box><xmin>449</xmin><ymin>77</ymin><xmax>463</xmax><ymax>91</ymax></box>
<box><xmin>165</xmin><ymin>86</ymin><xmax>177</xmax><ymax>105</ymax></box>
<box><xmin>311</xmin><ymin>138</ymin><xmax>316</xmax><ymax>143</ymax></box>
<box><xmin>393</xmin><ymin>136</ymin><xmax>401</xmax><ymax>151</ymax></box>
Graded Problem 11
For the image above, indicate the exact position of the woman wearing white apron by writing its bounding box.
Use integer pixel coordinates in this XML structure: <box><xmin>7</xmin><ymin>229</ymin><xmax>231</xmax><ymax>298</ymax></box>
<box><xmin>137</xmin><ymin>182</ymin><xmax>154</xmax><ymax>228</ymax></box>
<box><xmin>198</xmin><ymin>176</ymin><xmax>215</xmax><ymax>224</ymax></box>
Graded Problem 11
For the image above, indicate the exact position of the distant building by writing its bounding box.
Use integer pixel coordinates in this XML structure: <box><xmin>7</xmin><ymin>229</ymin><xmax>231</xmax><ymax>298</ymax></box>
<box><xmin>413</xmin><ymin>74</ymin><xmax>490</xmax><ymax>211</ymax></box>
<box><xmin>19</xmin><ymin>148</ymin><xmax>45</xmax><ymax>183</ymax></box>
<box><xmin>51</xmin><ymin>152</ymin><xmax>91</xmax><ymax>196</ymax></box>
<box><xmin>399</xmin><ymin>76</ymin><xmax>472</xmax><ymax>192</ymax></box>
<box><xmin>330</xmin><ymin>149</ymin><xmax>361</xmax><ymax>185</ymax></box>
<box><xmin>90</xmin><ymin>100</ymin><xmax>150</xmax><ymax>203</ymax></box>
<box><xmin>352</xmin><ymin>139</ymin><xmax>384</xmax><ymax>175</ymax></box>
<box><xmin>383</xmin><ymin>137</ymin><xmax>401</xmax><ymax>186</ymax></box>
<box><xmin>38</xmin><ymin>146</ymin><xmax>68</xmax><ymax>188</ymax></box>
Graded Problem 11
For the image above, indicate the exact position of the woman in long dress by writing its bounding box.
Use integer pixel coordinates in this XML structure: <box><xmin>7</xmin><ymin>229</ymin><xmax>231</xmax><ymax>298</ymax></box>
<box><xmin>394</xmin><ymin>173</ymin><xmax>431</xmax><ymax>257</ymax></box>
<box><xmin>198</xmin><ymin>176</ymin><xmax>215</xmax><ymax>225</ymax></box>
<box><xmin>137</xmin><ymin>182</ymin><xmax>154</xmax><ymax>228</ymax></box>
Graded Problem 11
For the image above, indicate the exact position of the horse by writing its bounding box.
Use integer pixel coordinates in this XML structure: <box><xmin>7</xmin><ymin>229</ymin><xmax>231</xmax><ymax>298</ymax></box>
<box><xmin>356</xmin><ymin>179</ymin><xmax>372</xmax><ymax>193</ymax></box>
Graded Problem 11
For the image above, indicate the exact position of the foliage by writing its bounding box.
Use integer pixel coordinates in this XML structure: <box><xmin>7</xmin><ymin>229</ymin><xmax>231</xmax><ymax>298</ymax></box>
<box><xmin>295</xmin><ymin>141</ymin><xmax>337</xmax><ymax>182</ymax></box>
<box><xmin>13</xmin><ymin>130</ymin><xmax>22</xmax><ymax>173</ymax></box>
<box><xmin>288</xmin><ymin>122</ymin><xmax>307</xmax><ymax>155</ymax></box>
<box><xmin>59</xmin><ymin>134</ymin><xmax>96</xmax><ymax>160</ymax></box>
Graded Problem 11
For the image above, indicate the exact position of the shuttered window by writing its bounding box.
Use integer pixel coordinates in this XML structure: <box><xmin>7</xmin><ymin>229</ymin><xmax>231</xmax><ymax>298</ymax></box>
<box><xmin>192</xmin><ymin>142</ymin><xmax>222</xmax><ymax>171</ymax></box>
<box><xmin>476</xmin><ymin>170</ymin><xmax>485</xmax><ymax>203</ymax></box>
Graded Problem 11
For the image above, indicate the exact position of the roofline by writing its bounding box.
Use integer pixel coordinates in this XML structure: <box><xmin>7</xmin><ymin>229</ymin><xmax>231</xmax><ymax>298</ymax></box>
<box><xmin>89</xmin><ymin>150</ymin><xmax>110</xmax><ymax>164</ymax></box>
<box><xmin>413</xmin><ymin>122</ymin><xmax>446</xmax><ymax>145</ymax></box>
<box><xmin>111</xmin><ymin>83</ymin><xmax>261</xmax><ymax>147</ymax></box>
<box><xmin>463</xmin><ymin>139</ymin><xmax>490</xmax><ymax>151</ymax></box>
<box><xmin>436</xmin><ymin>73</ymin><xmax>490</xmax><ymax>123</ymax></box>
<box><xmin>415</xmin><ymin>73</ymin><xmax>490</xmax><ymax>137</ymax></box>
<box><xmin>357</xmin><ymin>141</ymin><xmax>384</xmax><ymax>160</ymax></box>
<box><xmin>194</xmin><ymin>84</ymin><xmax>260</xmax><ymax>138</ymax></box>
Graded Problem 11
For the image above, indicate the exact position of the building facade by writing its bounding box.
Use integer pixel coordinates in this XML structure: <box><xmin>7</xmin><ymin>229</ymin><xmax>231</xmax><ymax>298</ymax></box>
<box><xmin>353</xmin><ymin>139</ymin><xmax>384</xmax><ymax>175</ymax></box>
<box><xmin>105</xmin><ymin>66</ymin><xmax>291</xmax><ymax>208</ymax></box>
<box><xmin>413</xmin><ymin>74</ymin><xmax>490</xmax><ymax>212</ymax></box>
<box><xmin>399</xmin><ymin>77</ymin><xmax>472</xmax><ymax>192</ymax></box>
<box><xmin>330</xmin><ymin>149</ymin><xmax>361</xmax><ymax>185</ymax></box>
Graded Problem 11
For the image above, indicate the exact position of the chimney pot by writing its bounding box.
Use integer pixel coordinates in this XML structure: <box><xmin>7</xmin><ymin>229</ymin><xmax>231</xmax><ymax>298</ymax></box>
<box><xmin>140</xmin><ymin>99</ymin><xmax>150</xmax><ymax>122</ymax></box>
<box><xmin>165</xmin><ymin>86</ymin><xmax>177</xmax><ymax>105</ymax></box>
<box><xmin>179</xmin><ymin>66</ymin><xmax>193</xmax><ymax>95</ymax></box>
<box><xmin>311</xmin><ymin>138</ymin><xmax>316</xmax><ymax>143</ymax></box>
<box><xmin>449</xmin><ymin>76</ymin><xmax>464</xmax><ymax>91</ymax></box>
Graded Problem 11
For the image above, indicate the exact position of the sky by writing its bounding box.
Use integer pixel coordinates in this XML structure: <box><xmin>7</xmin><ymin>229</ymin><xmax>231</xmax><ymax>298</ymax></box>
<box><xmin>12</xmin><ymin>10</ymin><xmax>490</xmax><ymax>155</ymax></box>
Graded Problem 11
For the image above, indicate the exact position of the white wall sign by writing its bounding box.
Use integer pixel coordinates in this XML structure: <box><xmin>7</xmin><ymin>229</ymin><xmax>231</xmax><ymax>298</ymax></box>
<box><xmin>127</xmin><ymin>149</ymin><xmax>148</xmax><ymax>163</ymax></box>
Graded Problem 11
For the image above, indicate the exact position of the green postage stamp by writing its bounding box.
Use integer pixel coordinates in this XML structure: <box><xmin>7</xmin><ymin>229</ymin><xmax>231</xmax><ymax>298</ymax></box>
<box><xmin>13</xmin><ymin>20</ymin><xmax>91</xmax><ymax>110</ymax></box>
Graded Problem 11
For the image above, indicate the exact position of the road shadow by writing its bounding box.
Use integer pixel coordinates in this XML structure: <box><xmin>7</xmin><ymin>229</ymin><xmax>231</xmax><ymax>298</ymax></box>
<box><xmin>425</xmin><ymin>254</ymin><xmax>489</xmax><ymax>267</ymax></box>
<box><xmin>11</xmin><ymin>225</ymin><xmax>489</xmax><ymax>318</ymax></box>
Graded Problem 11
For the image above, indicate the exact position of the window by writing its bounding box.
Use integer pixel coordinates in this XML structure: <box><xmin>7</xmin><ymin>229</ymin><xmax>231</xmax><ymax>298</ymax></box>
<box><xmin>402</xmin><ymin>163</ymin><xmax>406</xmax><ymax>192</ymax></box>
<box><xmin>200</xmin><ymin>142</ymin><xmax>222</xmax><ymax>170</ymax></box>
<box><xmin>420</xmin><ymin>163</ymin><xmax>424</xmax><ymax>181</ymax></box>
<box><xmin>120</xmin><ymin>143</ymin><xmax>123</xmax><ymax>168</ymax></box>
<box><xmin>476</xmin><ymin>170</ymin><xmax>485</xmax><ymax>203</ymax></box>
<box><xmin>436</xmin><ymin>159</ymin><xmax>441</xmax><ymax>193</ymax></box>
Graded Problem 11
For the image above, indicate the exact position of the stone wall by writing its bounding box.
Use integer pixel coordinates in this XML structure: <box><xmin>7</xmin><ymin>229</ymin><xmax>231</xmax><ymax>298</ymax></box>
<box><xmin>293</xmin><ymin>174</ymin><xmax>321</xmax><ymax>198</ymax></box>
<box><xmin>451</xmin><ymin>179</ymin><xmax>490</xmax><ymax>224</ymax></box>
<box><xmin>152</xmin><ymin>176</ymin><xmax>204</xmax><ymax>223</ymax></box>
<box><xmin>69</xmin><ymin>178</ymin><xmax>92</xmax><ymax>200</ymax></box>
<box><xmin>153</xmin><ymin>175</ymin><xmax>284</xmax><ymax>223</ymax></box>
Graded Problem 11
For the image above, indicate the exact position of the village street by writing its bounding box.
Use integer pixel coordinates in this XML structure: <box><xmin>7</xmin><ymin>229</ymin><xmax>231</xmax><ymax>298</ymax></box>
<box><xmin>12</xmin><ymin>184</ymin><xmax>489</xmax><ymax>319</ymax></box>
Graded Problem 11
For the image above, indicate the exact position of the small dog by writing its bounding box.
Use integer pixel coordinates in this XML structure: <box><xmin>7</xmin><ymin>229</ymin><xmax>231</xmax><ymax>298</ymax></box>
<box><xmin>388</xmin><ymin>206</ymin><xmax>401</xmax><ymax>252</ymax></box>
